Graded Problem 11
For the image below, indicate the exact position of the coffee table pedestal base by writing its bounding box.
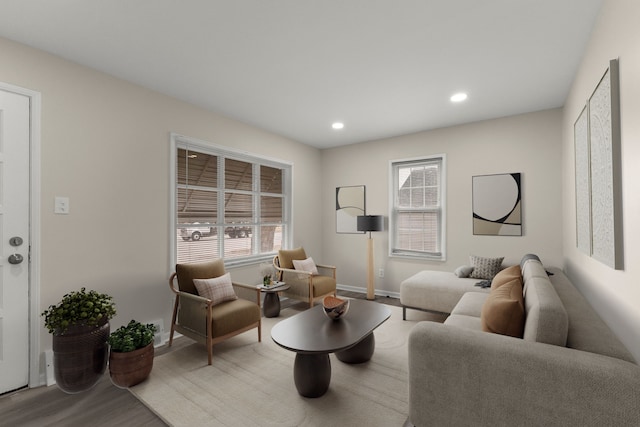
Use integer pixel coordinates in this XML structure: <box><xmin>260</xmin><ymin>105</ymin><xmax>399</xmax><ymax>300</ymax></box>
<box><xmin>293</xmin><ymin>333</ymin><xmax>375</xmax><ymax>398</ymax></box>
<box><xmin>294</xmin><ymin>353</ymin><xmax>331</xmax><ymax>398</ymax></box>
<box><xmin>335</xmin><ymin>333</ymin><xmax>375</xmax><ymax>364</ymax></box>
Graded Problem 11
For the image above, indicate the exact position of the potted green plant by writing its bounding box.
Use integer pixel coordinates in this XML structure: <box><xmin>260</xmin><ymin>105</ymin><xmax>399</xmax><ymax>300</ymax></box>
<box><xmin>260</xmin><ymin>262</ymin><xmax>274</xmax><ymax>286</ymax></box>
<box><xmin>108</xmin><ymin>320</ymin><xmax>157</xmax><ymax>388</ymax></box>
<box><xmin>41</xmin><ymin>287</ymin><xmax>116</xmax><ymax>393</ymax></box>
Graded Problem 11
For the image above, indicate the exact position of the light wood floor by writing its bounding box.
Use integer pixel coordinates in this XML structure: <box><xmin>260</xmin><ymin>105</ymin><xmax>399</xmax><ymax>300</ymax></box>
<box><xmin>0</xmin><ymin>291</ymin><xmax>400</xmax><ymax>426</ymax></box>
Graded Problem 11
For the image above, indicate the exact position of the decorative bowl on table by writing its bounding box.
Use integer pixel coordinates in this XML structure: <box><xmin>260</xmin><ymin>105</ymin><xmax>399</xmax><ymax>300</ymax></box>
<box><xmin>322</xmin><ymin>296</ymin><xmax>350</xmax><ymax>320</ymax></box>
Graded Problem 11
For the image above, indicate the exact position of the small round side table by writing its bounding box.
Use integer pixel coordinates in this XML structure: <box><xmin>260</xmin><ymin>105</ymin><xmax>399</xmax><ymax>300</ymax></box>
<box><xmin>260</xmin><ymin>283</ymin><xmax>290</xmax><ymax>318</ymax></box>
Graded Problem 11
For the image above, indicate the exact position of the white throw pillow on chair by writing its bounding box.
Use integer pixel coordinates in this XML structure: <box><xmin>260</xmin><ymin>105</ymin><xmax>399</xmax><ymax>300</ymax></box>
<box><xmin>292</xmin><ymin>257</ymin><xmax>319</xmax><ymax>275</ymax></box>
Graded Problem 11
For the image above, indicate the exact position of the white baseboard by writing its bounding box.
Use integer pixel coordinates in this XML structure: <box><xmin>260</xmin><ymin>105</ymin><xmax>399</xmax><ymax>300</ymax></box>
<box><xmin>44</xmin><ymin>350</ymin><xmax>54</xmax><ymax>386</ymax></box>
<box><xmin>336</xmin><ymin>283</ymin><xmax>400</xmax><ymax>299</ymax></box>
<box><xmin>158</xmin><ymin>331</ymin><xmax>174</xmax><ymax>347</ymax></box>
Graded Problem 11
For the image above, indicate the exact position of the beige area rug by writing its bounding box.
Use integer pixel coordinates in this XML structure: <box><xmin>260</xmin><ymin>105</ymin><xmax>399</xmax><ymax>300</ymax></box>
<box><xmin>130</xmin><ymin>303</ymin><xmax>444</xmax><ymax>427</ymax></box>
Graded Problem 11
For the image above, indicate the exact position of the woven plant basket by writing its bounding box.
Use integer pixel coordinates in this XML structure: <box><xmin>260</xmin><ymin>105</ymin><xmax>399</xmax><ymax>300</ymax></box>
<box><xmin>52</xmin><ymin>320</ymin><xmax>110</xmax><ymax>394</ymax></box>
<box><xmin>109</xmin><ymin>342</ymin><xmax>154</xmax><ymax>388</ymax></box>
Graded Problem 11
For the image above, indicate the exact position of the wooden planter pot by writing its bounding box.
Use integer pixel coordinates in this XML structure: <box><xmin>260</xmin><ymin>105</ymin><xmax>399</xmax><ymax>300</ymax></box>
<box><xmin>109</xmin><ymin>343</ymin><xmax>154</xmax><ymax>388</ymax></box>
<box><xmin>51</xmin><ymin>321</ymin><xmax>110</xmax><ymax>394</ymax></box>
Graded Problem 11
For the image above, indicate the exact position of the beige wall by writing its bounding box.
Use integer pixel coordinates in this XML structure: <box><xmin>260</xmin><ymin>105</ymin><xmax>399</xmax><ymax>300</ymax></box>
<box><xmin>321</xmin><ymin>109</ymin><xmax>563</xmax><ymax>295</ymax></box>
<box><xmin>0</xmin><ymin>37</ymin><xmax>323</xmax><ymax>376</ymax></box>
<box><xmin>561</xmin><ymin>0</ymin><xmax>640</xmax><ymax>361</ymax></box>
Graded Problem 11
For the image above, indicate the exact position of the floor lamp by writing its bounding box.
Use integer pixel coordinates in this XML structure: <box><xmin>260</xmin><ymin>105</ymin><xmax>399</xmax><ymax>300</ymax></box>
<box><xmin>357</xmin><ymin>215</ymin><xmax>384</xmax><ymax>300</ymax></box>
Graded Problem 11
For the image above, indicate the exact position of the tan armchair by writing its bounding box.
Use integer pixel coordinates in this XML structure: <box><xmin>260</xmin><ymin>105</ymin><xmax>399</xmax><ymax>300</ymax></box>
<box><xmin>169</xmin><ymin>259</ymin><xmax>261</xmax><ymax>365</ymax></box>
<box><xmin>273</xmin><ymin>247</ymin><xmax>337</xmax><ymax>307</ymax></box>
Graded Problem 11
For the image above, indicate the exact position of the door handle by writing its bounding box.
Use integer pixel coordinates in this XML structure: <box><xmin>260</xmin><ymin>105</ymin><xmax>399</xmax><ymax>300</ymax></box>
<box><xmin>8</xmin><ymin>254</ymin><xmax>24</xmax><ymax>264</ymax></box>
<box><xmin>9</xmin><ymin>236</ymin><xmax>23</xmax><ymax>247</ymax></box>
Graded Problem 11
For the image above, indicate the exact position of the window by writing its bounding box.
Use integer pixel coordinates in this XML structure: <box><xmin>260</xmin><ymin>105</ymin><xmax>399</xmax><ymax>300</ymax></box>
<box><xmin>390</xmin><ymin>155</ymin><xmax>446</xmax><ymax>260</ymax></box>
<box><xmin>171</xmin><ymin>134</ymin><xmax>292</xmax><ymax>266</ymax></box>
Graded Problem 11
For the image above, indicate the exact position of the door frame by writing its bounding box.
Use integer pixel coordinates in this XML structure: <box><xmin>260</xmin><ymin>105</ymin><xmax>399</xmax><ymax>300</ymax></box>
<box><xmin>0</xmin><ymin>82</ymin><xmax>42</xmax><ymax>388</ymax></box>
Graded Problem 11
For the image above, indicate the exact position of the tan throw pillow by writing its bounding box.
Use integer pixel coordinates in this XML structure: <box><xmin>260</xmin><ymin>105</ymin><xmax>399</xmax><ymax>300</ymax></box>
<box><xmin>292</xmin><ymin>257</ymin><xmax>319</xmax><ymax>275</ymax></box>
<box><xmin>193</xmin><ymin>273</ymin><xmax>237</xmax><ymax>306</ymax></box>
<box><xmin>491</xmin><ymin>265</ymin><xmax>522</xmax><ymax>290</ymax></box>
<box><xmin>469</xmin><ymin>255</ymin><xmax>504</xmax><ymax>280</ymax></box>
<box><xmin>481</xmin><ymin>278</ymin><xmax>525</xmax><ymax>338</ymax></box>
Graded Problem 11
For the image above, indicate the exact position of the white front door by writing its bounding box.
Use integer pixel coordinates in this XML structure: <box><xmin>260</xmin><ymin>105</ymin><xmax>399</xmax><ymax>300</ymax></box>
<box><xmin>0</xmin><ymin>89</ymin><xmax>31</xmax><ymax>394</ymax></box>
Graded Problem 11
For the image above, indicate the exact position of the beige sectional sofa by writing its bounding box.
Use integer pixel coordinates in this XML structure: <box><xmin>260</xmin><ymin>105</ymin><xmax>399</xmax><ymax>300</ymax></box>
<box><xmin>400</xmin><ymin>270</ymin><xmax>490</xmax><ymax>317</ymax></box>
<box><xmin>403</xmin><ymin>255</ymin><xmax>640</xmax><ymax>426</ymax></box>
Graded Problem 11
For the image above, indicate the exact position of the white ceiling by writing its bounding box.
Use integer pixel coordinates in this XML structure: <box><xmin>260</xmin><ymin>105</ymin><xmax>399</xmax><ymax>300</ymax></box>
<box><xmin>0</xmin><ymin>0</ymin><xmax>603</xmax><ymax>149</ymax></box>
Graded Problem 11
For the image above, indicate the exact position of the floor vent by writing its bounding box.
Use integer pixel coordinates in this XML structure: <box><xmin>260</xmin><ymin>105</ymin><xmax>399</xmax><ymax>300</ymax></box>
<box><xmin>150</xmin><ymin>320</ymin><xmax>164</xmax><ymax>347</ymax></box>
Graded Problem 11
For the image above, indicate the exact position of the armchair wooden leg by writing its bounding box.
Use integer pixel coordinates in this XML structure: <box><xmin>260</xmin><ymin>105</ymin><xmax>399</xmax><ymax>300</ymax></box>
<box><xmin>206</xmin><ymin>306</ymin><xmax>213</xmax><ymax>365</ymax></box>
<box><xmin>258</xmin><ymin>320</ymin><xmax>262</xmax><ymax>342</ymax></box>
<box><xmin>169</xmin><ymin>295</ymin><xmax>180</xmax><ymax>346</ymax></box>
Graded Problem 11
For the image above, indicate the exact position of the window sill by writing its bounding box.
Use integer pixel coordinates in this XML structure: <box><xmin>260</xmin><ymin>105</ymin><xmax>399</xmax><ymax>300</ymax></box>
<box><xmin>389</xmin><ymin>252</ymin><xmax>446</xmax><ymax>262</ymax></box>
<box><xmin>224</xmin><ymin>254</ymin><xmax>276</xmax><ymax>269</ymax></box>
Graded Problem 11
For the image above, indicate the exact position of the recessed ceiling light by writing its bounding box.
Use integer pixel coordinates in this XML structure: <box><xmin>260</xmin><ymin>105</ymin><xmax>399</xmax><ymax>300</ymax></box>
<box><xmin>332</xmin><ymin>122</ymin><xmax>344</xmax><ymax>130</ymax></box>
<box><xmin>450</xmin><ymin>92</ymin><xmax>468</xmax><ymax>103</ymax></box>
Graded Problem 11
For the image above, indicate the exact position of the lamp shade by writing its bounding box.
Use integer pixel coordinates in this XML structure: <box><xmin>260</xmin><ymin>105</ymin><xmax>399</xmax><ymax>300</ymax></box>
<box><xmin>357</xmin><ymin>215</ymin><xmax>384</xmax><ymax>232</ymax></box>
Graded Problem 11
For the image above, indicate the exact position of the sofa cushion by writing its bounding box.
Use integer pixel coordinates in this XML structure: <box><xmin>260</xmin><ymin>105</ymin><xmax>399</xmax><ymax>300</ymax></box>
<box><xmin>522</xmin><ymin>276</ymin><xmax>568</xmax><ymax>346</ymax></box>
<box><xmin>469</xmin><ymin>255</ymin><xmax>504</xmax><ymax>280</ymax></box>
<box><xmin>491</xmin><ymin>265</ymin><xmax>522</xmax><ymax>290</ymax></box>
<box><xmin>522</xmin><ymin>259</ymin><xmax>549</xmax><ymax>295</ymax></box>
<box><xmin>400</xmin><ymin>271</ymin><xmax>489</xmax><ymax>314</ymax></box>
<box><xmin>444</xmin><ymin>314</ymin><xmax>483</xmax><ymax>331</ymax></box>
<box><xmin>481</xmin><ymin>279</ymin><xmax>525</xmax><ymax>338</ymax></box>
<box><xmin>450</xmin><ymin>292</ymin><xmax>488</xmax><ymax>317</ymax></box>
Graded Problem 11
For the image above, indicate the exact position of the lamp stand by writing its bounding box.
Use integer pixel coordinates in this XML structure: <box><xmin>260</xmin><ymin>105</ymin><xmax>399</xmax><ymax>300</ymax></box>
<box><xmin>366</xmin><ymin>234</ymin><xmax>375</xmax><ymax>300</ymax></box>
<box><xmin>357</xmin><ymin>214</ymin><xmax>384</xmax><ymax>301</ymax></box>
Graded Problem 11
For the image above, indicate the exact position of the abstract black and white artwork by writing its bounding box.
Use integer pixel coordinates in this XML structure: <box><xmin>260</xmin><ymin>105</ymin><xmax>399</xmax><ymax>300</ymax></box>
<box><xmin>472</xmin><ymin>173</ymin><xmax>522</xmax><ymax>236</ymax></box>
<box><xmin>336</xmin><ymin>185</ymin><xmax>365</xmax><ymax>233</ymax></box>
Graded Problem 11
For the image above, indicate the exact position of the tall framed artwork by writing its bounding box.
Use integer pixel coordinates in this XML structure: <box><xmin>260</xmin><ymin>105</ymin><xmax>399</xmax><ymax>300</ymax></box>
<box><xmin>573</xmin><ymin>59</ymin><xmax>623</xmax><ymax>270</ymax></box>
<box><xmin>472</xmin><ymin>173</ymin><xmax>522</xmax><ymax>236</ymax></box>
<box><xmin>336</xmin><ymin>185</ymin><xmax>365</xmax><ymax>233</ymax></box>
<box><xmin>574</xmin><ymin>105</ymin><xmax>591</xmax><ymax>255</ymax></box>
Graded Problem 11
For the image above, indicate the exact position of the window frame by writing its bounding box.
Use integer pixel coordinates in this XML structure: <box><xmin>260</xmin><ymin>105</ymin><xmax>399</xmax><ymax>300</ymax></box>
<box><xmin>170</xmin><ymin>133</ymin><xmax>293</xmax><ymax>268</ymax></box>
<box><xmin>388</xmin><ymin>154</ymin><xmax>446</xmax><ymax>261</ymax></box>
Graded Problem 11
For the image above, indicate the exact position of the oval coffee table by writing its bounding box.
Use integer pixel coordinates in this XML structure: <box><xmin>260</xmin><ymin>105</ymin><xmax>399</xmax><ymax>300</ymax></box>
<box><xmin>271</xmin><ymin>299</ymin><xmax>391</xmax><ymax>398</ymax></box>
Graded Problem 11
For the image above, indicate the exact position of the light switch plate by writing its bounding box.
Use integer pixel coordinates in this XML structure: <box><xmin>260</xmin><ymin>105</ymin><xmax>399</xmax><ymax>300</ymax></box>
<box><xmin>54</xmin><ymin>196</ymin><xmax>70</xmax><ymax>214</ymax></box>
